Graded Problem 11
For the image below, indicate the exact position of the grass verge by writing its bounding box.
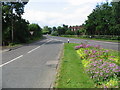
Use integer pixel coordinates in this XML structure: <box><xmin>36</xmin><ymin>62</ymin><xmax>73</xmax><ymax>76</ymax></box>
<box><xmin>2</xmin><ymin>36</ymin><xmax>45</xmax><ymax>50</ymax></box>
<box><xmin>54</xmin><ymin>43</ymin><xmax>95</xmax><ymax>88</ymax></box>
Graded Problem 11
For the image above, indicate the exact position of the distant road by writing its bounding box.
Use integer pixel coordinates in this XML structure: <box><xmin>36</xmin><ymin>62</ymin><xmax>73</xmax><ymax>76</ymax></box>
<box><xmin>46</xmin><ymin>35</ymin><xmax>119</xmax><ymax>51</ymax></box>
<box><xmin>2</xmin><ymin>38</ymin><xmax>63</xmax><ymax>88</ymax></box>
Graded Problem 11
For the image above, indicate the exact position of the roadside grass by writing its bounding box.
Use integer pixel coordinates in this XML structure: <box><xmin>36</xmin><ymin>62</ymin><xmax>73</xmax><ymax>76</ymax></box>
<box><xmin>61</xmin><ymin>35</ymin><xmax>120</xmax><ymax>43</ymax></box>
<box><xmin>2</xmin><ymin>36</ymin><xmax>45</xmax><ymax>50</ymax></box>
<box><xmin>25</xmin><ymin>36</ymin><xmax>45</xmax><ymax>44</ymax></box>
<box><xmin>54</xmin><ymin>43</ymin><xmax>95</xmax><ymax>88</ymax></box>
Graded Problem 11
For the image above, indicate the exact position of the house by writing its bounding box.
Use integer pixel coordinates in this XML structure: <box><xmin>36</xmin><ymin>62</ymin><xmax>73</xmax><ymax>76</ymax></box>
<box><xmin>69</xmin><ymin>25</ymin><xmax>83</xmax><ymax>31</ymax></box>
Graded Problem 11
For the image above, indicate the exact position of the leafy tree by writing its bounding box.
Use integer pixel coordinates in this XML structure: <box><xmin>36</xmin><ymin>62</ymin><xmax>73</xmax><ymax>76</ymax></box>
<box><xmin>62</xmin><ymin>24</ymin><xmax>68</xmax><ymax>34</ymax></box>
<box><xmin>2</xmin><ymin>1</ymin><xmax>29</xmax><ymax>45</ymax></box>
<box><xmin>51</xmin><ymin>31</ymin><xmax>58</xmax><ymax>36</ymax></box>
<box><xmin>52</xmin><ymin>27</ymin><xmax>57</xmax><ymax>31</ymax></box>
<box><xmin>84</xmin><ymin>2</ymin><xmax>120</xmax><ymax>35</ymax></box>
<box><xmin>57</xmin><ymin>26</ymin><xmax>63</xmax><ymax>35</ymax></box>
<box><xmin>42</xmin><ymin>26</ymin><xmax>52</xmax><ymax>34</ymax></box>
<box><xmin>28</xmin><ymin>24</ymin><xmax>42</xmax><ymax>37</ymax></box>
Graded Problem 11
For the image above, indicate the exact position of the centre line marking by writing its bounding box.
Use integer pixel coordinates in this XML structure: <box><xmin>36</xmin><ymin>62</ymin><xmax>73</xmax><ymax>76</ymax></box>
<box><xmin>27</xmin><ymin>46</ymin><xmax>41</xmax><ymax>53</ymax></box>
<box><xmin>0</xmin><ymin>55</ymin><xmax>23</xmax><ymax>67</ymax></box>
<box><xmin>27</xmin><ymin>39</ymin><xmax>52</xmax><ymax>54</ymax></box>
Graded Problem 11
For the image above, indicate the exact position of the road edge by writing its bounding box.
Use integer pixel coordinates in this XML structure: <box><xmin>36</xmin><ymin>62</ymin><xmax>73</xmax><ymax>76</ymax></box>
<box><xmin>1</xmin><ymin>37</ymin><xmax>47</xmax><ymax>53</ymax></box>
<box><xmin>50</xmin><ymin>42</ymin><xmax>64</xmax><ymax>88</ymax></box>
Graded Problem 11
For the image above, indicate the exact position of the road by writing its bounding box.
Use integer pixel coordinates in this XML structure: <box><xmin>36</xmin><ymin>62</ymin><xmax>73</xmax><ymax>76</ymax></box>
<box><xmin>1</xmin><ymin>35</ymin><xmax>119</xmax><ymax>89</ymax></box>
<box><xmin>47</xmin><ymin>35</ymin><xmax>119</xmax><ymax>51</ymax></box>
<box><xmin>1</xmin><ymin>38</ymin><xmax>63</xmax><ymax>88</ymax></box>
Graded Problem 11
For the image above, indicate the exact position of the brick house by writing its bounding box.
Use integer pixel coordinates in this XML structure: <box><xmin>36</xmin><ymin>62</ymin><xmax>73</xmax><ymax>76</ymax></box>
<box><xmin>69</xmin><ymin>25</ymin><xmax>83</xmax><ymax>31</ymax></box>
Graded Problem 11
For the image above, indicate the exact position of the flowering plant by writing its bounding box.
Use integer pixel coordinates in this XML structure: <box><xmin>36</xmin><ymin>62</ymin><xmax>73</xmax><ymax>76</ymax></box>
<box><xmin>75</xmin><ymin>43</ymin><xmax>120</xmax><ymax>88</ymax></box>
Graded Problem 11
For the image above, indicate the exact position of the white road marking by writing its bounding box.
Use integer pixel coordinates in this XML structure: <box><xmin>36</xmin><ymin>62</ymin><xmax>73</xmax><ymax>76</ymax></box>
<box><xmin>27</xmin><ymin>46</ymin><xmax>41</xmax><ymax>53</ymax></box>
<box><xmin>0</xmin><ymin>39</ymin><xmax>53</xmax><ymax>67</ymax></box>
<box><xmin>27</xmin><ymin>39</ymin><xmax>52</xmax><ymax>54</ymax></box>
<box><xmin>0</xmin><ymin>55</ymin><xmax>23</xmax><ymax>67</ymax></box>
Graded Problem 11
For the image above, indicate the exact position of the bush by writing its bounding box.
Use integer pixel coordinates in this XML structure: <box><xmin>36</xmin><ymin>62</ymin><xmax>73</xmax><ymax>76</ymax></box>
<box><xmin>65</xmin><ymin>30</ymin><xmax>75</xmax><ymax>35</ymax></box>
<box><xmin>28</xmin><ymin>24</ymin><xmax>42</xmax><ymax>37</ymax></box>
<box><xmin>51</xmin><ymin>31</ymin><xmax>58</xmax><ymax>36</ymax></box>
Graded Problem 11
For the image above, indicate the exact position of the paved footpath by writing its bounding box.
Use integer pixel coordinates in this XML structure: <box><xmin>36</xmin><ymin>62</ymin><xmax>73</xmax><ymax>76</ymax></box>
<box><xmin>1</xmin><ymin>38</ymin><xmax>63</xmax><ymax>88</ymax></box>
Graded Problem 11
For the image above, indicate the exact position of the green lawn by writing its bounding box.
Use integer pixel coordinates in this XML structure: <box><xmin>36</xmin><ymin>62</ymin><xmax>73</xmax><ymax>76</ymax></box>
<box><xmin>54</xmin><ymin>43</ymin><xmax>95</xmax><ymax>88</ymax></box>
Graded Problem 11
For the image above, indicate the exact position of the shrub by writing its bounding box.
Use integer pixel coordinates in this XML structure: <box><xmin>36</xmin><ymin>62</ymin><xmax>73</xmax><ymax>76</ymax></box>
<box><xmin>51</xmin><ymin>31</ymin><xmax>58</xmax><ymax>36</ymax></box>
<box><xmin>65</xmin><ymin>30</ymin><xmax>75</xmax><ymax>35</ymax></box>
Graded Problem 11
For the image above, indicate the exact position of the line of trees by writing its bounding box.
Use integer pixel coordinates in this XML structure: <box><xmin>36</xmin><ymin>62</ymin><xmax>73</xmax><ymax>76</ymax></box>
<box><xmin>42</xmin><ymin>24</ymin><xmax>69</xmax><ymax>36</ymax></box>
<box><xmin>49</xmin><ymin>1</ymin><xmax>120</xmax><ymax>37</ymax></box>
<box><xmin>49</xmin><ymin>24</ymin><xmax>85</xmax><ymax>36</ymax></box>
<box><xmin>51</xmin><ymin>24</ymin><xmax>69</xmax><ymax>36</ymax></box>
<box><xmin>84</xmin><ymin>2</ymin><xmax>120</xmax><ymax>35</ymax></box>
<box><xmin>2</xmin><ymin>2</ymin><xmax>42</xmax><ymax>46</ymax></box>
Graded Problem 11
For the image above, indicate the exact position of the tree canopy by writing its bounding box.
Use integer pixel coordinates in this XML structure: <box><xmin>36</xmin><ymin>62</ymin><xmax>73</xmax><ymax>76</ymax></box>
<box><xmin>84</xmin><ymin>2</ymin><xmax>120</xmax><ymax>35</ymax></box>
<box><xmin>2</xmin><ymin>1</ymin><xmax>42</xmax><ymax>45</ymax></box>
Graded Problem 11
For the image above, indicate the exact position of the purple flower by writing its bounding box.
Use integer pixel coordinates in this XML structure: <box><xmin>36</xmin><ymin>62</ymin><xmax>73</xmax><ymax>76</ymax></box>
<box><xmin>85</xmin><ymin>44</ymin><xmax>91</xmax><ymax>48</ymax></box>
<box><xmin>94</xmin><ymin>45</ymin><xmax>101</xmax><ymax>48</ymax></box>
<box><xmin>91</xmin><ymin>55</ymin><xmax>96</xmax><ymax>57</ymax></box>
<box><xmin>92</xmin><ymin>50</ymin><xmax>97</xmax><ymax>53</ymax></box>
<box><xmin>104</xmin><ymin>50</ymin><xmax>109</xmax><ymax>52</ymax></box>
<box><xmin>111</xmin><ymin>56</ymin><xmax>115</xmax><ymax>58</ymax></box>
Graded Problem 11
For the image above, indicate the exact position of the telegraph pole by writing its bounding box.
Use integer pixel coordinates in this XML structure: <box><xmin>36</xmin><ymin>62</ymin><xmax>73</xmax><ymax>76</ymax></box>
<box><xmin>11</xmin><ymin>5</ymin><xmax>14</xmax><ymax>43</ymax></box>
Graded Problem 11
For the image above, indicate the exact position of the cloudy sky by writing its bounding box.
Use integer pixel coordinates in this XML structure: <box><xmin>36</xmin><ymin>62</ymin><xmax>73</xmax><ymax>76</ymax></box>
<box><xmin>22</xmin><ymin>0</ymin><xmax>112</xmax><ymax>27</ymax></box>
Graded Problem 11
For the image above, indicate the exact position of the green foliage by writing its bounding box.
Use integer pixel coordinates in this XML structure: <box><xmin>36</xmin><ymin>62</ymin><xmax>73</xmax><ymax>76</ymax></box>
<box><xmin>2</xmin><ymin>2</ymin><xmax>42</xmax><ymax>46</ymax></box>
<box><xmin>2</xmin><ymin>2</ymin><xmax>30</xmax><ymax>45</ymax></box>
<box><xmin>85</xmin><ymin>2</ymin><xmax>120</xmax><ymax>35</ymax></box>
<box><xmin>42</xmin><ymin>26</ymin><xmax>52</xmax><ymax>34</ymax></box>
<box><xmin>14</xmin><ymin>19</ymin><xmax>30</xmax><ymax>43</ymax></box>
<box><xmin>65</xmin><ymin>30</ymin><xmax>75</xmax><ymax>35</ymax></box>
<box><xmin>75</xmin><ymin>44</ymin><xmax>120</xmax><ymax>88</ymax></box>
<box><xmin>51</xmin><ymin>24</ymin><xmax>68</xmax><ymax>36</ymax></box>
<box><xmin>55</xmin><ymin>43</ymin><xmax>95</xmax><ymax>88</ymax></box>
<box><xmin>28</xmin><ymin>23</ymin><xmax>42</xmax><ymax>37</ymax></box>
<box><xmin>51</xmin><ymin>31</ymin><xmax>58</xmax><ymax>36</ymax></box>
<box><xmin>105</xmin><ymin>78</ymin><xmax>118</xmax><ymax>88</ymax></box>
<box><xmin>57</xmin><ymin>26</ymin><xmax>64</xmax><ymax>35</ymax></box>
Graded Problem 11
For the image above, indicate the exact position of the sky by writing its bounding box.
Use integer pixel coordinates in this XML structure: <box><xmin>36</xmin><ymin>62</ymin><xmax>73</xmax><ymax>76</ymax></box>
<box><xmin>22</xmin><ymin>0</ymin><xmax>112</xmax><ymax>27</ymax></box>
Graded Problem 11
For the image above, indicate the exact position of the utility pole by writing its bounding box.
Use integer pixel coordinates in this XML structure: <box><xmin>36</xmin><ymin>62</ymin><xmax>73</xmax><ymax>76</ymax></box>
<box><xmin>11</xmin><ymin>4</ymin><xmax>14</xmax><ymax>43</ymax></box>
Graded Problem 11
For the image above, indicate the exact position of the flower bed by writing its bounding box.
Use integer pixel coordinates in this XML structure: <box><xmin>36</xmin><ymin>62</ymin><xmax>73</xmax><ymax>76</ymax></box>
<box><xmin>75</xmin><ymin>43</ymin><xmax>120</xmax><ymax>88</ymax></box>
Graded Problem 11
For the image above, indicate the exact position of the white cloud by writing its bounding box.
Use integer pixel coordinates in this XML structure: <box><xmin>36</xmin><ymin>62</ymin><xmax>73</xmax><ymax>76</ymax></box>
<box><xmin>66</xmin><ymin>0</ymin><xmax>110</xmax><ymax>6</ymax></box>
<box><xmin>22</xmin><ymin>0</ymin><xmax>113</xmax><ymax>27</ymax></box>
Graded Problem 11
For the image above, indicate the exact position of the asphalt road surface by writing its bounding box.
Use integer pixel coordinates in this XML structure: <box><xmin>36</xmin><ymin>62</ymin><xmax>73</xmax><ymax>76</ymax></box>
<box><xmin>1</xmin><ymin>35</ymin><xmax>119</xmax><ymax>89</ymax></box>
<box><xmin>1</xmin><ymin>38</ymin><xmax>63</xmax><ymax>88</ymax></box>
<box><xmin>47</xmin><ymin>35</ymin><xmax>119</xmax><ymax>51</ymax></box>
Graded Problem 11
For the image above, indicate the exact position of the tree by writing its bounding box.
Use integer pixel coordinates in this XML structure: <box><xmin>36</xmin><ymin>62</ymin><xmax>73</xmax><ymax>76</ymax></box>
<box><xmin>57</xmin><ymin>26</ymin><xmax>63</xmax><ymax>35</ymax></box>
<box><xmin>65</xmin><ymin>30</ymin><xmax>75</xmax><ymax>35</ymax></box>
<box><xmin>110</xmin><ymin>2</ymin><xmax>120</xmax><ymax>35</ymax></box>
<box><xmin>42</xmin><ymin>26</ymin><xmax>52</xmax><ymax>34</ymax></box>
<box><xmin>2</xmin><ymin>1</ymin><xmax>29</xmax><ymax>45</ymax></box>
<box><xmin>84</xmin><ymin>2</ymin><xmax>120</xmax><ymax>35</ymax></box>
<box><xmin>28</xmin><ymin>24</ymin><xmax>42</xmax><ymax>37</ymax></box>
